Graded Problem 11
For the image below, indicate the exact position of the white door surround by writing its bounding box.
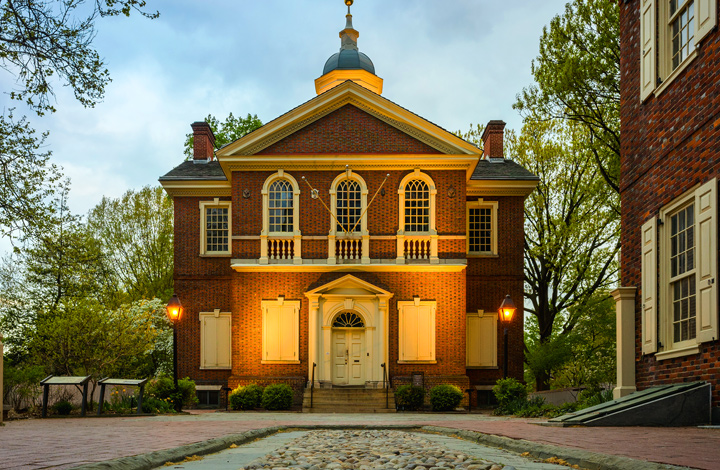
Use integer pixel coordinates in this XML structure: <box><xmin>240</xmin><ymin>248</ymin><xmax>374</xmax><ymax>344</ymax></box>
<box><xmin>305</xmin><ymin>274</ymin><xmax>393</xmax><ymax>388</ymax></box>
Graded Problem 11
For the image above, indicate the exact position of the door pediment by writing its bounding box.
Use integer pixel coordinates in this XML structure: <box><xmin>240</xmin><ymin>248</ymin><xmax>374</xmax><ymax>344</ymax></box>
<box><xmin>304</xmin><ymin>274</ymin><xmax>393</xmax><ymax>298</ymax></box>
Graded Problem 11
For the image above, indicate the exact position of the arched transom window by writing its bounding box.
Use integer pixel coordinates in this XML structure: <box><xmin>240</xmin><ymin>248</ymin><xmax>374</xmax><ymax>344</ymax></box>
<box><xmin>332</xmin><ymin>311</ymin><xmax>365</xmax><ymax>328</ymax></box>
<box><xmin>404</xmin><ymin>179</ymin><xmax>430</xmax><ymax>232</ymax></box>
<box><xmin>336</xmin><ymin>180</ymin><xmax>362</xmax><ymax>234</ymax></box>
<box><xmin>268</xmin><ymin>179</ymin><xmax>294</xmax><ymax>233</ymax></box>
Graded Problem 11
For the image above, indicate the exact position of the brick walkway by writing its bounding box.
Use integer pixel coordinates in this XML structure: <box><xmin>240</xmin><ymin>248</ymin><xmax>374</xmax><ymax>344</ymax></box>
<box><xmin>0</xmin><ymin>411</ymin><xmax>718</xmax><ymax>469</ymax></box>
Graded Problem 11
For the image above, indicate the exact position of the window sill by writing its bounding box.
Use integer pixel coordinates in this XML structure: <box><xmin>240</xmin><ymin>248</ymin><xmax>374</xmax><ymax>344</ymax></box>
<box><xmin>397</xmin><ymin>360</ymin><xmax>437</xmax><ymax>364</ymax></box>
<box><xmin>200</xmin><ymin>253</ymin><xmax>232</xmax><ymax>258</ymax></box>
<box><xmin>199</xmin><ymin>366</ymin><xmax>232</xmax><ymax>370</ymax></box>
<box><xmin>261</xmin><ymin>360</ymin><xmax>301</xmax><ymax>365</ymax></box>
<box><xmin>654</xmin><ymin>49</ymin><xmax>698</xmax><ymax>98</ymax></box>
<box><xmin>467</xmin><ymin>253</ymin><xmax>499</xmax><ymax>258</ymax></box>
<box><xmin>654</xmin><ymin>344</ymin><xmax>701</xmax><ymax>361</ymax></box>
<box><xmin>466</xmin><ymin>365</ymin><xmax>499</xmax><ymax>370</ymax></box>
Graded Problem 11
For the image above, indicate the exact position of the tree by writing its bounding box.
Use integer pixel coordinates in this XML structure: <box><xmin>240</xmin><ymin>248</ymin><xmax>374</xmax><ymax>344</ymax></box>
<box><xmin>87</xmin><ymin>186</ymin><xmax>174</xmax><ymax>305</ymax></box>
<box><xmin>514</xmin><ymin>0</ymin><xmax>619</xmax><ymax>197</ymax></box>
<box><xmin>184</xmin><ymin>113</ymin><xmax>263</xmax><ymax>157</ymax></box>
<box><xmin>0</xmin><ymin>0</ymin><xmax>158</xmax><ymax>240</ymax></box>
<box><xmin>510</xmin><ymin>118</ymin><xmax>620</xmax><ymax>391</ymax></box>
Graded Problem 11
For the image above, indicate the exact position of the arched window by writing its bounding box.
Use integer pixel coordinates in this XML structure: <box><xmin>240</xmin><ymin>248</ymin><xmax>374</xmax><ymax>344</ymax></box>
<box><xmin>404</xmin><ymin>179</ymin><xmax>430</xmax><ymax>232</ymax></box>
<box><xmin>332</xmin><ymin>311</ymin><xmax>365</xmax><ymax>328</ymax></box>
<box><xmin>268</xmin><ymin>179</ymin><xmax>294</xmax><ymax>233</ymax></box>
<box><xmin>336</xmin><ymin>179</ymin><xmax>362</xmax><ymax>234</ymax></box>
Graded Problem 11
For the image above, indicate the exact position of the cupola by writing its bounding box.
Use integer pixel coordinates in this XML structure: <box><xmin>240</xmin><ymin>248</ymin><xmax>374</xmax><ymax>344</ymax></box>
<box><xmin>315</xmin><ymin>0</ymin><xmax>383</xmax><ymax>95</ymax></box>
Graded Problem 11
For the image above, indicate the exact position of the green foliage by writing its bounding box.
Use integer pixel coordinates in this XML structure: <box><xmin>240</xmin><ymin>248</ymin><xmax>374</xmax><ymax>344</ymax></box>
<box><xmin>492</xmin><ymin>378</ymin><xmax>528</xmax><ymax>408</ymax></box>
<box><xmin>86</xmin><ymin>186</ymin><xmax>175</xmax><ymax>305</ymax></box>
<box><xmin>394</xmin><ymin>385</ymin><xmax>425</xmax><ymax>411</ymax></box>
<box><xmin>184</xmin><ymin>113</ymin><xmax>263</xmax><ymax>158</ymax></box>
<box><xmin>146</xmin><ymin>375</ymin><xmax>198</xmax><ymax>409</ymax></box>
<box><xmin>454</xmin><ymin>123</ymin><xmax>485</xmax><ymax>150</ymax></box>
<box><xmin>140</xmin><ymin>396</ymin><xmax>175</xmax><ymax>414</ymax></box>
<box><xmin>52</xmin><ymin>400</ymin><xmax>73</xmax><ymax>415</ymax></box>
<box><xmin>428</xmin><ymin>384</ymin><xmax>463</xmax><ymax>412</ymax></box>
<box><xmin>261</xmin><ymin>384</ymin><xmax>293</xmax><ymax>410</ymax></box>
<box><xmin>229</xmin><ymin>384</ymin><xmax>264</xmax><ymax>411</ymax></box>
<box><xmin>577</xmin><ymin>387</ymin><xmax>614</xmax><ymax>408</ymax></box>
<box><xmin>2</xmin><ymin>362</ymin><xmax>45</xmax><ymax>411</ymax></box>
<box><xmin>514</xmin><ymin>0</ymin><xmax>619</xmax><ymax>195</ymax></box>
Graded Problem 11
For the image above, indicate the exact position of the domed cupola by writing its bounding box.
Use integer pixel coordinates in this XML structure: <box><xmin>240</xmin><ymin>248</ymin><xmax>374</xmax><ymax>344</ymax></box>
<box><xmin>315</xmin><ymin>0</ymin><xmax>384</xmax><ymax>95</ymax></box>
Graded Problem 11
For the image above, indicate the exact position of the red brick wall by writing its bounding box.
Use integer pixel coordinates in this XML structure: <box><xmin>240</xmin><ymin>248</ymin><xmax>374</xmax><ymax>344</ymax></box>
<box><xmin>620</xmin><ymin>1</ymin><xmax>720</xmax><ymax>406</ymax></box>
<box><xmin>257</xmin><ymin>105</ymin><xmax>442</xmax><ymax>155</ymax></box>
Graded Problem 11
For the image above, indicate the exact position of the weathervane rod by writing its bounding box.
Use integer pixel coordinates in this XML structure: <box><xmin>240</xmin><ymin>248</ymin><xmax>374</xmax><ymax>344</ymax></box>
<box><xmin>301</xmin><ymin>176</ymin><xmax>350</xmax><ymax>235</ymax></box>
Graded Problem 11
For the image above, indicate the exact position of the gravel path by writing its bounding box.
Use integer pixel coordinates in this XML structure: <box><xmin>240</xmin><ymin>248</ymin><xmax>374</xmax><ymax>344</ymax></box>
<box><xmin>239</xmin><ymin>430</ymin><xmax>509</xmax><ymax>470</ymax></box>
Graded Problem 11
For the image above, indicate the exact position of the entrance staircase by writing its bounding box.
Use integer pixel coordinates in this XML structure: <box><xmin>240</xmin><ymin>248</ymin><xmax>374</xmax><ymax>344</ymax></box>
<box><xmin>302</xmin><ymin>387</ymin><xmax>395</xmax><ymax>413</ymax></box>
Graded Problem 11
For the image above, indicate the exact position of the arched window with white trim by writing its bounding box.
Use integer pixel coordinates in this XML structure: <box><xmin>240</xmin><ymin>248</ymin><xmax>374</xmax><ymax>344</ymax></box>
<box><xmin>397</xmin><ymin>170</ymin><xmax>438</xmax><ymax>264</ymax></box>
<box><xmin>329</xmin><ymin>171</ymin><xmax>369</xmax><ymax>264</ymax></box>
<box><xmin>261</xmin><ymin>171</ymin><xmax>301</xmax><ymax>264</ymax></box>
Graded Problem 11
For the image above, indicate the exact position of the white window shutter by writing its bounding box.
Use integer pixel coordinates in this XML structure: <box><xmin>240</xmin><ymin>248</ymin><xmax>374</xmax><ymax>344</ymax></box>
<box><xmin>416</xmin><ymin>305</ymin><xmax>435</xmax><ymax>361</ymax></box>
<box><xmin>696</xmin><ymin>0</ymin><xmax>717</xmax><ymax>43</ymax></box>
<box><xmin>466</xmin><ymin>314</ymin><xmax>497</xmax><ymax>367</ymax></box>
<box><xmin>640</xmin><ymin>0</ymin><xmax>657</xmax><ymax>101</ymax></box>
<box><xmin>695</xmin><ymin>178</ymin><xmax>718</xmax><ymax>343</ymax></box>
<box><xmin>641</xmin><ymin>217</ymin><xmax>658</xmax><ymax>354</ymax></box>
<box><xmin>216</xmin><ymin>315</ymin><xmax>232</xmax><ymax>368</ymax></box>
<box><xmin>278</xmin><ymin>306</ymin><xmax>298</xmax><ymax>361</ymax></box>
<box><xmin>201</xmin><ymin>316</ymin><xmax>215</xmax><ymax>368</ymax></box>
<box><xmin>264</xmin><ymin>306</ymin><xmax>280</xmax><ymax>360</ymax></box>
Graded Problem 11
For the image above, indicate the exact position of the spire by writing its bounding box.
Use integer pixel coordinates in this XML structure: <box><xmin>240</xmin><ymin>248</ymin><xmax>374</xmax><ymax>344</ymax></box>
<box><xmin>340</xmin><ymin>0</ymin><xmax>359</xmax><ymax>51</ymax></box>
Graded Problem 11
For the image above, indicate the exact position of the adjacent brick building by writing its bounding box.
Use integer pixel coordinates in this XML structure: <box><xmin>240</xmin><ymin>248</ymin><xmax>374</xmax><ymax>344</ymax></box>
<box><xmin>615</xmin><ymin>0</ymin><xmax>719</xmax><ymax>421</ymax></box>
<box><xmin>160</xmin><ymin>4</ymin><xmax>537</xmax><ymax>408</ymax></box>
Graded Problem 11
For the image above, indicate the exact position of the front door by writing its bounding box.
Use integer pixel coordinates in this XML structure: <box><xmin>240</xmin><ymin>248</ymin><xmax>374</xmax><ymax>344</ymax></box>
<box><xmin>332</xmin><ymin>329</ymin><xmax>365</xmax><ymax>385</ymax></box>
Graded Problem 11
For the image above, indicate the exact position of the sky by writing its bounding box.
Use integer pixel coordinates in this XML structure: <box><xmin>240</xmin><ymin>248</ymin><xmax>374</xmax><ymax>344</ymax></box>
<box><xmin>1</xmin><ymin>0</ymin><xmax>570</xmax><ymax>224</ymax></box>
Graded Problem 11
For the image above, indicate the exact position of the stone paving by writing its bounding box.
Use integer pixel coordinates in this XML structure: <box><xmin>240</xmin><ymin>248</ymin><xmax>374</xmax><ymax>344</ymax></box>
<box><xmin>1</xmin><ymin>411</ymin><xmax>718</xmax><ymax>469</ymax></box>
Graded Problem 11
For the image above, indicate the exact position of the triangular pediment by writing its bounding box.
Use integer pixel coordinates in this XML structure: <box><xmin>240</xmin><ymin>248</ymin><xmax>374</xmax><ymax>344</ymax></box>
<box><xmin>304</xmin><ymin>274</ymin><xmax>393</xmax><ymax>298</ymax></box>
<box><xmin>217</xmin><ymin>81</ymin><xmax>481</xmax><ymax>158</ymax></box>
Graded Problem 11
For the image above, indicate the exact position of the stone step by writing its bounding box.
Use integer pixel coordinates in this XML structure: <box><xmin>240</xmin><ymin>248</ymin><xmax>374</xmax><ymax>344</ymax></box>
<box><xmin>302</xmin><ymin>388</ymin><xmax>395</xmax><ymax>413</ymax></box>
<box><xmin>302</xmin><ymin>407</ymin><xmax>396</xmax><ymax>413</ymax></box>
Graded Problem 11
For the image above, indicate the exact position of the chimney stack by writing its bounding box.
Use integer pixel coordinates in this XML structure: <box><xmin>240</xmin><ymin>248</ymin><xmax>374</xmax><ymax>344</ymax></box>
<box><xmin>191</xmin><ymin>121</ymin><xmax>216</xmax><ymax>161</ymax></box>
<box><xmin>481</xmin><ymin>120</ymin><xmax>506</xmax><ymax>159</ymax></box>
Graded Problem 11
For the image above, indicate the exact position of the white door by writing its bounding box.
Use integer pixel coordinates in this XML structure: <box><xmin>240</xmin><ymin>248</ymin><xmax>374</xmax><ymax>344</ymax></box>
<box><xmin>332</xmin><ymin>329</ymin><xmax>365</xmax><ymax>385</ymax></box>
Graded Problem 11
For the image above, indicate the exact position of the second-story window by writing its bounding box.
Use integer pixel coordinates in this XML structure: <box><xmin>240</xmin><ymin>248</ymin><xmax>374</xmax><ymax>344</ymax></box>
<box><xmin>670</xmin><ymin>0</ymin><xmax>695</xmax><ymax>69</ymax></box>
<box><xmin>336</xmin><ymin>179</ymin><xmax>362</xmax><ymax>234</ymax></box>
<box><xmin>268</xmin><ymin>179</ymin><xmax>294</xmax><ymax>233</ymax></box>
<box><xmin>404</xmin><ymin>179</ymin><xmax>430</xmax><ymax>232</ymax></box>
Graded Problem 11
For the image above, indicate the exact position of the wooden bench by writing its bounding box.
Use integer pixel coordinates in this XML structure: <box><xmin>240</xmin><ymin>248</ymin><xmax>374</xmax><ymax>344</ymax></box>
<box><xmin>40</xmin><ymin>375</ymin><xmax>92</xmax><ymax>418</ymax></box>
<box><xmin>97</xmin><ymin>378</ymin><xmax>148</xmax><ymax>415</ymax></box>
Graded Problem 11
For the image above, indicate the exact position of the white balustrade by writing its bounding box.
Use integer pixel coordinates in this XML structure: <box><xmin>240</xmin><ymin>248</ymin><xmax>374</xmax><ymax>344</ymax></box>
<box><xmin>268</xmin><ymin>238</ymin><xmax>295</xmax><ymax>260</ymax></box>
<box><xmin>404</xmin><ymin>237</ymin><xmax>431</xmax><ymax>260</ymax></box>
<box><xmin>336</xmin><ymin>238</ymin><xmax>362</xmax><ymax>261</ymax></box>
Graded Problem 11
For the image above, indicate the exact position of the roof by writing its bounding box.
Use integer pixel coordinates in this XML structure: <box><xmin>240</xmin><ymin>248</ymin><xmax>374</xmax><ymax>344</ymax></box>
<box><xmin>159</xmin><ymin>160</ymin><xmax>227</xmax><ymax>181</ymax></box>
<box><xmin>323</xmin><ymin>50</ymin><xmax>375</xmax><ymax>75</ymax></box>
<box><xmin>470</xmin><ymin>159</ymin><xmax>539</xmax><ymax>181</ymax></box>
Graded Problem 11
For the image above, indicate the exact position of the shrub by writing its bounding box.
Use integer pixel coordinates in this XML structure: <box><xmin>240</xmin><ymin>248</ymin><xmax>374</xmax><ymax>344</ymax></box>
<box><xmin>2</xmin><ymin>364</ymin><xmax>45</xmax><ymax>411</ymax></box>
<box><xmin>578</xmin><ymin>387</ymin><xmax>614</xmax><ymax>409</ymax></box>
<box><xmin>261</xmin><ymin>383</ymin><xmax>293</xmax><ymax>410</ymax></box>
<box><xmin>53</xmin><ymin>400</ymin><xmax>73</xmax><ymax>415</ymax></box>
<box><xmin>493</xmin><ymin>378</ymin><xmax>527</xmax><ymax>407</ymax></box>
<box><xmin>394</xmin><ymin>385</ymin><xmax>425</xmax><ymax>411</ymax></box>
<box><xmin>229</xmin><ymin>384</ymin><xmax>264</xmax><ymax>410</ymax></box>
<box><xmin>141</xmin><ymin>396</ymin><xmax>175</xmax><ymax>414</ymax></box>
<box><xmin>429</xmin><ymin>384</ymin><xmax>463</xmax><ymax>411</ymax></box>
<box><xmin>146</xmin><ymin>375</ymin><xmax>198</xmax><ymax>409</ymax></box>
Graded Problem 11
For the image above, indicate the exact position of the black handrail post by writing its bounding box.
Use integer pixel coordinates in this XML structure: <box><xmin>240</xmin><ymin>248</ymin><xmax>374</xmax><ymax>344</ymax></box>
<box><xmin>381</xmin><ymin>363</ymin><xmax>388</xmax><ymax>409</ymax></box>
<box><xmin>310</xmin><ymin>362</ymin><xmax>316</xmax><ymax>409</ymax></box>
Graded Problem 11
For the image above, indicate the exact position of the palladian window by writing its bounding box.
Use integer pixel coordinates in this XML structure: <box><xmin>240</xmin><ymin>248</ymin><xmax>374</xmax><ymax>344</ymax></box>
<box><xmin>403</xmin><ymin>179</ymin><xmax>430</xmax><ymax>233</ymax></box>
<box><xmin>268</xmin><ymin>179</ymin><xmax>294</xmax><ymax>233</ymax></box>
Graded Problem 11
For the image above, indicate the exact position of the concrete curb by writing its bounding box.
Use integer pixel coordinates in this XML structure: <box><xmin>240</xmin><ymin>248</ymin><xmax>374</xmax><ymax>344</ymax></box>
<box><xmin>69</xmin><ymin>424</ymin><xmax>693</xmax><ymax>470</ymax></box>
<box><xmin>420</xmin><ymin>426</ymin><xmax>693</xmax><ymax>470</ymax></box>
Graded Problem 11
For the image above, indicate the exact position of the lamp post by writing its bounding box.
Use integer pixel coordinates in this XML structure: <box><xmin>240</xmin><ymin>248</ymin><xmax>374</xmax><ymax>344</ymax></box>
<box><xmin>166</xmin><ymin>294</ymin><xmax>183</xmax><ymax>411</ymax></box>
<box><xmin>498</xmin><ymin>294</ymin><xmax>516</xmax><ymax>379</ymax></box>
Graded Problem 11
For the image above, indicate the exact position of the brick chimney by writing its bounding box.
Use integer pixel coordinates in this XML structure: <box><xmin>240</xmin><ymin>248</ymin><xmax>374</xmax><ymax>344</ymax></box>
<box><xmin>191</xmin><ymin>121</ymin><xmax>216</xmax><ymax>161</ymax></box>
<box><xmin>481</xmin><ymin>120</ymin><xmax>506</xmax><ymax>159</ymax></box>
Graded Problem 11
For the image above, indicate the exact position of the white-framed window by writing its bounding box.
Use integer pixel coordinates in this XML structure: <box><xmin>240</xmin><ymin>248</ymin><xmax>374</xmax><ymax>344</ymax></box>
<box><xmin>260</xmin><ymin>171</ymin><xmax>302</xmax><ymax>264</ymax></box>
<box><xmin>641</xmin><ymin>178</ymin><xmax>717</xmax><ymax>359</ymax></box>
<box><xmin>199</xmin><ymin>199</ymin><xmax>231</xmax><ymax>255</ymax></box>
<box><xmin>397</xmin><ymin>169</ymin><xmax>437</xmax><ymax>235</ymax></box>
<box><xmin>329</xmin><ymin>171</ymin><xmax>368</xmax><ymax>236</ymax></box>
<box><xmin>639</xmin><ymin>0</ymin><xmax>716</xmax><ymax>100</ymax></box>
<box><xmin>200</xmin><ymin>310</ymin><xmax>232</xmax><ymax>369</ymax></box>
<box><xmin>261</xmin><ymin>298</ymin><xmax>300</xmax><ymax>364</ymax></box>
<box><xmin>467</xmin><ymin>199</ymin><xmax>498</xmax><ymax>255</ymax></box>
<box><xmin>397</xmin><ymin>298</ymin><xmax>436</xmax><ymax>363</ymax></box>
<box><xmin>466</xmin><ymin>310</ymin><xmax>497</xmax><ymax>368</ymax></box>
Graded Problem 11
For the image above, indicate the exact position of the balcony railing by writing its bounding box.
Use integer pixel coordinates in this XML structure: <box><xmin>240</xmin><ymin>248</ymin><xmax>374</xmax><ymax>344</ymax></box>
<box><xmin>336</xmin><ymin>238</ymin><xmax>362</xmax><ymax>261</ymax></box>
<box><xmin>260</xmin><ymin>234</ymin><xmax>302</xmax><ymax>265</ymax></box>
<box><xmin>396</xmin><ymin>234</ymin><xmax>439</xmax><ymax>264</ymax></box>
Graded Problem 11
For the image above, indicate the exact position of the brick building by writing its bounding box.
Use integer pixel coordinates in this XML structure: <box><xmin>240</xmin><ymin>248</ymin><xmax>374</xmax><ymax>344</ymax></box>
<box><xmin>614</xmin><ymin>0</ymin><xmax>719</xmax><ymax>420</ymax></box>
<box><xmin>160</xmin><ymin>3</ymin><xmax>537</xmax><ymax>408</ymax></box>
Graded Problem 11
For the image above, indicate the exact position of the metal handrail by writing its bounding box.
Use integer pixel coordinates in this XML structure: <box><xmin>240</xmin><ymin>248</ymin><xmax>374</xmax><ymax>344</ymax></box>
<box><xmin>310</xmin><ymin>362</ymin><xmax>317</xmax><ymax>408</ymax></box>
<box><xmin>381</xmin><ymin>362</ymin><xmax>389</xmax><ymax>409</ymax></box>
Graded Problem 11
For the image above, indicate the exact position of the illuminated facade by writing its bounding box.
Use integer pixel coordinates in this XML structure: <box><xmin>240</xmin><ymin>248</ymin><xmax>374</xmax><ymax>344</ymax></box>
<box><xmin>160</xmin><ymin>3</ymin><xmax>537</xmax><ymax>406</ymax></box>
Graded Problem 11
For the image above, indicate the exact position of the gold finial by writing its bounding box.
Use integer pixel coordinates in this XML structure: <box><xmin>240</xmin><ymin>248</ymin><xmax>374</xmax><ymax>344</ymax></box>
<box><xmin>345</xmin><ymin>0</ymin><xmax>353</xmax><ymax>6</ymax></box>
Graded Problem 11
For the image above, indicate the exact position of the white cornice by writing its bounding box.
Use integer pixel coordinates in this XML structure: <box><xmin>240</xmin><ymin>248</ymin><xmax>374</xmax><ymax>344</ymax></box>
<box><xmin>466</xmin><ymin>180</ymin><xmax>538</xmax><ymax>197</ymax></box>
<box><xmin>159</xmin><ymin>180</ymin><xmax>231</xmax><ymax>197</ymax></box>
<box><xmin>230</xmin><ymin>260</ymin><xmax>467</xmax><ymax>273</ymax></box>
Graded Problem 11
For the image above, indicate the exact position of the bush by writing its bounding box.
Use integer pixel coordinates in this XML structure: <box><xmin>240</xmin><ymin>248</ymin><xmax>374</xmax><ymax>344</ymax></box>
<box><xmin>493</xmin><ymin>378</ymin><xmax>527</xmax><ymax>407</ymax></box>
<box><xmin>53</xmin><ymin>400</ymin><xmax>73</xmax><ymax>415</ymax></box>
<box><xmin>141</xmin><ymin>396</ymin><xmax>175</xmax><ymax>414</ymax></box>
<box><xmin>261</xmin><ymin>383</ymin><xmax>293</xmax><ymax>410</ymax></box>
<box><xmin>578</xmin><ymin>387</ymin><xmax>614</xmax><ymax>409</ymax></box>
<box><xmin>146</xmin><ymin>375</ymin><xmax>198</xmax><ymax>409</ymax></box>
<box><xmin>394</xmin><ymin>385</ymin><xmax>425</xmax><ymax>411</ymax></box>
<box><xmin>429</xmin><ymin>384</ymin><xmax>463</xmax><ymax>411</ymax></box>
<box><xmin>229</xmin><ymin>384</ymin><xmax>264</xmax><ymax>410</ymax></box>
<box><xmin>3</xmin><ymin>364</ymin><xmax>45</xmax><ymax>411</ymax></box>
